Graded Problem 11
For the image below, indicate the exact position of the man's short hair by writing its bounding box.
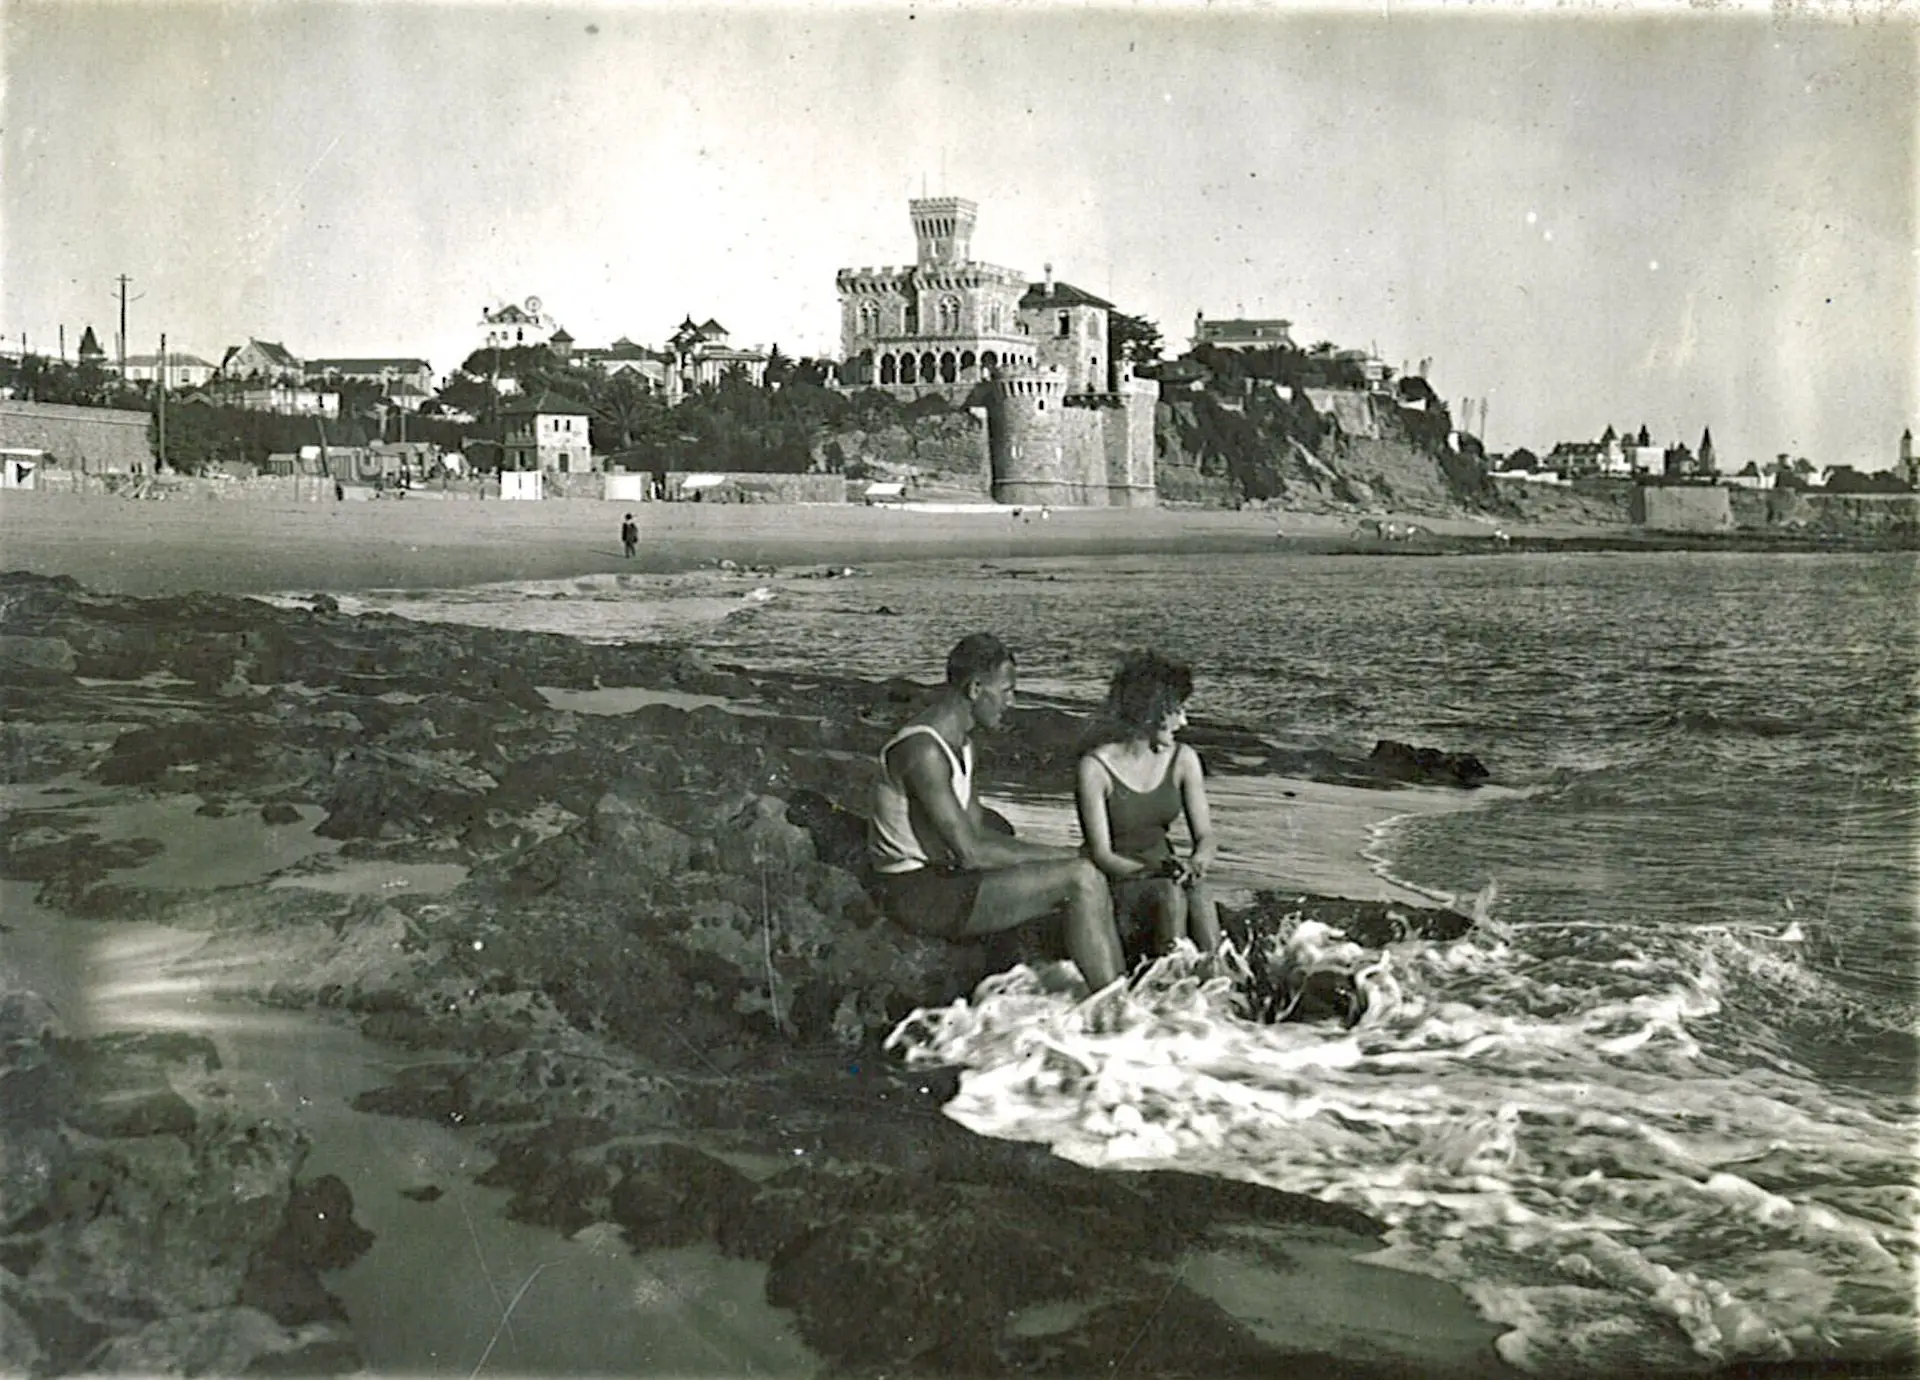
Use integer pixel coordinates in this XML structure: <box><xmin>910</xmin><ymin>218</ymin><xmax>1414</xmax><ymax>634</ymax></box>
<box><xmin>946</xmin><ymin>633</ymin><xmax>1014</xmax><ymax>689</ymax></box>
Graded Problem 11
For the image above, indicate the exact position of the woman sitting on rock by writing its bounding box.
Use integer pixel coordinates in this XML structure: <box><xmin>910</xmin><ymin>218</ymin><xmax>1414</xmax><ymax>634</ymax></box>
<box><xmin>1075</xmin><ymin>650</ymin><xmax>1222</xmax><ymax>964</ymax></box>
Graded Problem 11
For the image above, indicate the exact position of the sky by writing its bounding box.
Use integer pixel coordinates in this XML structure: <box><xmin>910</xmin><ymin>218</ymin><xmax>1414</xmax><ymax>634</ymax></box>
<box><xmin>3</xmin><ymin>1</ymin><xmax>1914</xmax><ymax>468</ymax></box>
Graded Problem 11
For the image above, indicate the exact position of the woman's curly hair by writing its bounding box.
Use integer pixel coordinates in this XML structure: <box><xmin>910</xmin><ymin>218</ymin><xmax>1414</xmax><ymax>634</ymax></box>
<box><xmin>1104</xmin><ymin>649</ymin><xmax>1194</xmax><ymax>737</ymax></box>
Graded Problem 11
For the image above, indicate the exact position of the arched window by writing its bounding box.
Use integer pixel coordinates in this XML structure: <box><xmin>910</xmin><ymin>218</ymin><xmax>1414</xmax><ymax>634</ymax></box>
<box><xmin>937</xmin><ymin>295</ymin><xmax>961</xmax><ymax>334</ymax></box>
<box><xmin>900</xmin><ymin>353</ymin><xmax>917</xmax><ymax>384</ymax></box>
<box><xmin>981</xmin><ymin>350</ymin><xmax>998</xmax><ymax>371</ymax></box>
<box><xmin>920</xmin><ymin>351</ymin><xmax>937</xmax><ymax>381</ymax></box>
<box><xmin>858</xmin><ymin>302</ymin><xmax>879</xmax><ymax>336</ymax></box>
<box><xmin>903</xmin><ymin>302</ymin><xmax>918</xmax><ymax>335</ymax></box>
<box><xmin>988</xmin><ymin>303</ymin><xmax>1001</xmax><ymax>332</ymax></box>
<box><xmin>880</xmin><ymin>354</ymin><xmax>898</xmax><ymax>385</ymax></box>
<box><xmin>940</xmin><ymin>352</ymin><xmax>957</xmax><ymax>383</ymax></box>
<box><xmin>960</xmin><ymin>350</ymin><xmax>976</xmax><ymax>372</ymax></box>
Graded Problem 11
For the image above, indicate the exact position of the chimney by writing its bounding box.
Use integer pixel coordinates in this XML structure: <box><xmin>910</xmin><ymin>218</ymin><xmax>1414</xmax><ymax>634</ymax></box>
<box><xmin>1044</xmin><ymin>262</ymin><xmax>1054</xmax><ymax>295</ymax></box>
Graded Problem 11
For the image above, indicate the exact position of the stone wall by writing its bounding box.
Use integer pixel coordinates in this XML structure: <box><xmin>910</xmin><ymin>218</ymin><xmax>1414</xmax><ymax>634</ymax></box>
<box><xmin>0</xmin><ymin>401</ymin><xmax>155</xmax><ymax>473</ymax></box>
<box><xmin>1630</xmin><ymin>483</ymin><xmax>1734</xmax><ymax>531</ymax></box>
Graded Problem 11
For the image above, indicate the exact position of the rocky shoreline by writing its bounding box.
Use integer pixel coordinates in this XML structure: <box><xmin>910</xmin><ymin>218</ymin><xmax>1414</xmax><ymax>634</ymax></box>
<box><xmin>0</xmin><ymin>570</ymin><xmax>1511</xmax><ymax>1376</ymax></box>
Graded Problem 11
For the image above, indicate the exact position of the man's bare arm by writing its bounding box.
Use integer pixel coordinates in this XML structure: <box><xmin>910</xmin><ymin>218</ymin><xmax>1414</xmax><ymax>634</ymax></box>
<box><xmin>896</xmin><ymin>738</ymin><xmax>1077</xmax><ymax>870</ymax></box>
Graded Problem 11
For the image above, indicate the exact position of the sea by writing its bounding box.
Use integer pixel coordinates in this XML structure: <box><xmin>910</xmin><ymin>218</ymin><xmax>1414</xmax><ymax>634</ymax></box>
<box><xmin>301</xmin><ymin>547</ymin><xmax>1917</xmax><ymax>1375</ymax></box>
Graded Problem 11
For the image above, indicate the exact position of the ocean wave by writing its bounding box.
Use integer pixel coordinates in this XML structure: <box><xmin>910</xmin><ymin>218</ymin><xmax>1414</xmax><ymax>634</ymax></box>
<box><xmin>888</xmin><ymin>909</ymin><xmax>1917</xmax><ymax>1375</ymax></box>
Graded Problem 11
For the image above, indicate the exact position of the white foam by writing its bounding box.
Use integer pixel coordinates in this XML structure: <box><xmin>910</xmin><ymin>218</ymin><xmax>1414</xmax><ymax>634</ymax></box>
<box><xmin>888</xmin><ymin>919</ymin><xmax>1918</xmax><ymax>1374</ymax></box>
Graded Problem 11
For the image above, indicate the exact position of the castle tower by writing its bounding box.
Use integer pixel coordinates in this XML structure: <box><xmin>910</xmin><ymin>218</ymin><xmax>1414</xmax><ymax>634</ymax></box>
<box><xmin>987</xmin><ymin>367</ymin><xmax>1080</xmax><ymax>505</ymax></box>
<box><xmin>910</xmin><ymin>197</ymin><xmax>977</xmax><ymax>269</ymax></box>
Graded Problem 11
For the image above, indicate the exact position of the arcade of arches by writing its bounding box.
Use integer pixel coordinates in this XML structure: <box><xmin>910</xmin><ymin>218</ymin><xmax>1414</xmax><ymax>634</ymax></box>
<box><xmin>871</xmin><ymin>346</ymin><xmax>1037</xmax><ymax>387</ymax></box>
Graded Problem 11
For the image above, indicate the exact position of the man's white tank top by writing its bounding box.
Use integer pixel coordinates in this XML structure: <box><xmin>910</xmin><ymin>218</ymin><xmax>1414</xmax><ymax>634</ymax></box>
<box><xmin>870</xmin><ymin>724</ymin><xmax>974</xmax><ymax>874</ymax></box>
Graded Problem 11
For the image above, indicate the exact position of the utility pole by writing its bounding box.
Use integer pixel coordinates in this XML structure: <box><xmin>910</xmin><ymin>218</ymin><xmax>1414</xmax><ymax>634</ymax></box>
<box><xmin>156</xmin><ymin>332</ymin><xmax>168</xmax><ymax>473</ymax></box>
<box><xmin>115</xmin><ymin>275</ymin><xmax>134</xmax><ymax>378</ymax></box>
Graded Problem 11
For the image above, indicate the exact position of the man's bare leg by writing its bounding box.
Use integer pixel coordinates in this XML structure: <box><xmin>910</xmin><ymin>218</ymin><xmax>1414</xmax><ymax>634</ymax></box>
<box><xmin>964</xmin><ymin>857</ymin><xmax>1124</xmax><ymax>990</ymax></box>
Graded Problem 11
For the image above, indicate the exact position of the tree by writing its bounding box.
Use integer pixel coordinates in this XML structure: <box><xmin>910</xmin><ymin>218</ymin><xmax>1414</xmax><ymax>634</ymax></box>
<box><xmin>591</xmin><ymin>371</ymin><xmax>666</xmax><ymax>454</ymax></box>
<box><xmin>763</xmin><ymin>343</ymin><xmax>793</xmax><ymax>389</ymax></box>
<box><xmin>1106</xmin><ymin>312</ymin><xmax>1163</xmax><ymax>369</ymax></box>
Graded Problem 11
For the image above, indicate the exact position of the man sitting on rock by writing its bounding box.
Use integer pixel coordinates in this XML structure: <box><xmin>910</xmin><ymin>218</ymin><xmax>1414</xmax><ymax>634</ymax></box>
<box><xmin>870</xmin><ymin>633</ymin><xmax>1125</xmax><ymax>992</ymax></box>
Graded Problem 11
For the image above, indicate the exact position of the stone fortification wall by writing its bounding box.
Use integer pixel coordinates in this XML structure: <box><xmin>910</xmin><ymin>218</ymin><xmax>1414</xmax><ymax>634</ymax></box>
<box><xmin>1100</xmin><ymin>379</ymin><xmax>1160</xmax><ymax>507</ymax></box>
<box><xmin>32</xmin><ymin>471</ymin><xmax>337</xmax><ymax>502</ymax></box>
<box><xmin>987</xmin><ymin>369</ymin><xmax>1157</xmax><ymax>506</ymax></box>
<box><xmin>0</xmin><ymin>402</ymin><xmax>155</xmax><ymax>473</ymax></box>
<box><xmin>1730</xmin><ymin>488</ymin><xmax>1918</xmax><ymax>537</ymax></box>
<box><xmin>1631</xmin><ymin>483</ymin><xmax>1734</xmax><ymax>531</ymax></box>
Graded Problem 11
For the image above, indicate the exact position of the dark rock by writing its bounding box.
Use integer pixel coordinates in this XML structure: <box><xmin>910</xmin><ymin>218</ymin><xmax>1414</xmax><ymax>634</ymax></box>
<box><xmin>307</xmin><ymin>594</ymin><xmax>340</xmax><ymax>614</ymax></box>
<box><xmin>96</xmin><ymin>720</ymin><xmax>269</xmax><ymax>788</ymax></box>
<box><xmin>606</xmin><ymin>1142</ymin><xmax>757</xmax><ymax>1251</ymax></box>
<box><xmin>398</xmin><ymin>1184</ymin><xmax>442</xmax><ymax>1203</ymax></box>
<box><xmin>1367</xmin><ymin>738</ymin><xmax>1490</xmax><ymax>788</ymax></box>
<box><xmin>0</xmin><ymin>635</ymin><xmax>77</xmax><ymax>685</ymax></box>
<box><xmin>273</xmin><ymin>1175</ymin><xmax>374</xmax><ymax>1272</ymax></box>
<box><xmin>474</xmin><ymin>1119</ymin><xmax>619</xmax><ymax>1234</ymax></box>
<box><xmin>259</xmin><ymin>801</ymin><xmax>303</xmax><ymax>825</ymax></box>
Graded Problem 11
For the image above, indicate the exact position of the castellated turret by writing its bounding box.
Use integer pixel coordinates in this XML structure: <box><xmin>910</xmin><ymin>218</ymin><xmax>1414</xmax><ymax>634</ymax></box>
<box><xmin>989</xmin><ymin>366</ymin><xmax>1094</xmax><ymax>506</ymax></box>
<box><xmin>911</xmin><ymin>197</ymin><xmax>978</xmax><ymax>269</ymax></box>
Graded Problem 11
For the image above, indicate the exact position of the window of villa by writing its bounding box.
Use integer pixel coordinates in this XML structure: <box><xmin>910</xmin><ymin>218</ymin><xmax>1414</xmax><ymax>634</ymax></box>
<box><xmin>937</xmin><ymin>296</ymin><xmax>961</xmax><ymax>333</ymax></box>
<box><xmin>1056</xmin><ymin>312</ymin><xmax>1070</xmax><ymax>338</ymax></box>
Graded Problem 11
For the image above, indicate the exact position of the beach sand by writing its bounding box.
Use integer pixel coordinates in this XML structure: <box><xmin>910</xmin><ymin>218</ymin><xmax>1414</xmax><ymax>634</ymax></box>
<box><xmin>0</xmin><ymin>489</ymin><xmax>1602</xmax><ymax>597</ymax></box>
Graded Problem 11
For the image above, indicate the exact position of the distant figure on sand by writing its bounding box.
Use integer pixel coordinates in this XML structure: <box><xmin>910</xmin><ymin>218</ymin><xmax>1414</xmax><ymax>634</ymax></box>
<box><xmin>620</xmin><ymin>514</ymin><xmax>638</xmax><ymax>559</ymax></box>
<box><xmin>870</xmin><ymin>633</ymin><xmax>1125</xmax><ymax>991</ymax></box>
<box><xmin>1076</xmin><ymin>650</ymin><xmax>1221</xmax><ymax>964</ymax></box>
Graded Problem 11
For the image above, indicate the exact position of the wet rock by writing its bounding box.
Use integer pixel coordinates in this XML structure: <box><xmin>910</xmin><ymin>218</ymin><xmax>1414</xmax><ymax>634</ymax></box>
<box><xmin>239</xmin><ymin>1175</ymin><xmax>374</xmax><ymax>1328</ymax></box>
<box><xmin>32</xmin><ymin>1114</ymin><xmax>308</xmax><ymax>1321</ymax></box>
<box><xmin>474</xmin><ymin>1118</ymin><xmax>619</xmax><ymax>1234</ymax></box>
<box><xmin>0</xmin><ymin>1294</ymin><xmax>46</xmax><ymax>1373</ymax></box>
<box><xmin>307</xmin><ymin>594</ymin><xmax>339</xmax><ymax>614</ymax></box>
<box><xmin>96</xmin><ymin>720</ymin><xmax>269</xmax><ymax>788</ymax></box>
<box><xmin>0</xmin><ymin>634</ymin><xmax>77</xmax><ymax>685</ymax></box>
<box><xmin>1368</xmin><ymin>738</ymin><xmax>1490</xmax><ymax>788</ymax></box>
<box><xmin>259</xmin><ymin>801</ymin><xmax>303</xmax><ymax>825</ymax></box>
<box><xmin>82</xmin><ymin>1306</ymin><xmax>360</xmax><ymax>1377</ymax></box>
<box><xmin>606</xmin><ymin>1142</ymin><xmax>756</xmax><ymax>1251</ymax></box>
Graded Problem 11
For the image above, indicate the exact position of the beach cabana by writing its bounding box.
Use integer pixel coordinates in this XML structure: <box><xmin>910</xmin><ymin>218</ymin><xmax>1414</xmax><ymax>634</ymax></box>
<box><xmin>0</xmin><ymin>447</ymin><xmax>46</xmax><ymax>489</ymax></box>
<box><xmin>500</xmin><ymin>470</ymin><xmax>544</xmax><ymax>501</ymax></box>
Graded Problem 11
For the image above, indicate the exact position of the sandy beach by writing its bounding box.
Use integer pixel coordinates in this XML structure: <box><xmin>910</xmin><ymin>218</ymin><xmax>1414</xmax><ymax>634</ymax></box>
<box><xmin>0</xmin><ymin>490</ymin><xmax>1601</xmax><ymax>597</ymax></box>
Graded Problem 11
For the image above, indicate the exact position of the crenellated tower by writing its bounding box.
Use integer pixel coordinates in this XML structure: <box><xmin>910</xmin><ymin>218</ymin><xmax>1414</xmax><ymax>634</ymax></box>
<box><xmin>910</xmin><ymin>197</ymin><xmax>977</xmax><ymax>269</ymax></box>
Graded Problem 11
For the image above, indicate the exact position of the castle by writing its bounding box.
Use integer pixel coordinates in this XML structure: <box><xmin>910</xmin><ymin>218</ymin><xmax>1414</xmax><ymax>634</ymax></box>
<box><xmin>835</xmin><ymin>197</ymin><xmax>1158</xmax><ymax>507</ymax></box>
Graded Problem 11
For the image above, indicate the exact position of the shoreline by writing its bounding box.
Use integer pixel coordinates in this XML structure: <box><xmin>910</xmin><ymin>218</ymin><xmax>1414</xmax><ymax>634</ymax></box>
<box><xmin>4</xmin><ymin>489</ymin><xmax>1906</xmax><ymax>599</ymax></box>
<box><xmin>0</xmin><ymin>570</ymin><xmax>1516</xmax><ymax>1378</ymax></box>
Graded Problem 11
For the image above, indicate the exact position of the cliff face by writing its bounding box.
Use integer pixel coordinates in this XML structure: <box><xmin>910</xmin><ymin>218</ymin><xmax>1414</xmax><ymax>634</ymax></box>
<box><xmin>810</xmin><ymin>409</ymin><xmax>990</xmax><ymax>489</ymax></box>
<box><xmin>1155</xmin><ymin>385</ymin><xmax>1503</xmax><ymax>514</ymax></box>
<box><xmin>809</xmin><ymin>384</ymin><xmax>1505</xmax><ymax>514</ymax></box>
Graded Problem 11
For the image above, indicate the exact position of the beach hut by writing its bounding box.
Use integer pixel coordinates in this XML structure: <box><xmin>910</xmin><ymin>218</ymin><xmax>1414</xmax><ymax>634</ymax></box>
<box><xmin>0</xmin><ymin>447</ymin><xmax>46</xmax><ymax>489</ymax></box>
<box><xmin>863</xmin><ymin>481</ymin><xmax>907</xmax><ymax>506</ymax></box>
<box><xmin>500</xmin><ymin>470</ymin><xmax>544</xmax><ymax>501</ymax></box>
<box><xmin>673</xmin><ymin>473</ymin><xmax>730</xmax><ymax>502</ymax></box>
<box><xmin>603</xmin><ymin>472</ymin><xmax>648</xmax><ymax>503</ymax></box>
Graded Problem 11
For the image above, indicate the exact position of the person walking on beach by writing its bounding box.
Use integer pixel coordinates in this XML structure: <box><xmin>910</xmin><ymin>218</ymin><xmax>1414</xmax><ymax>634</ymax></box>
<box><xmin>870</xmin><ymin>633</ymin><xmax>1126</xmax><ymax>992</ymax></box>
<box><xmin>1075</xmin><ymin>650</ymin><xmax>1221</xmax><ymax>965</ymax></box>
<box><xmin>620</xmin><ymin>513</ymin><xmax>639</xmax><ymax>559</ymax></box>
